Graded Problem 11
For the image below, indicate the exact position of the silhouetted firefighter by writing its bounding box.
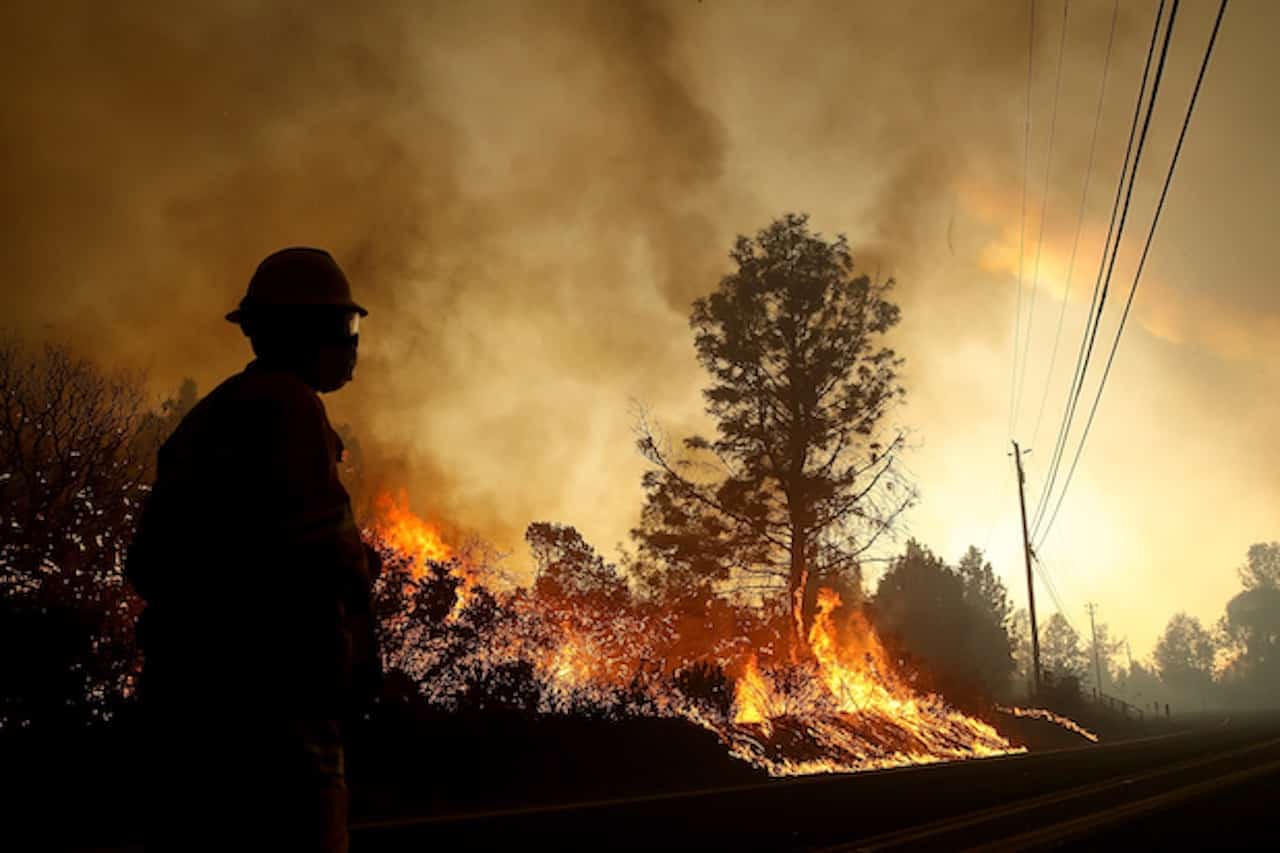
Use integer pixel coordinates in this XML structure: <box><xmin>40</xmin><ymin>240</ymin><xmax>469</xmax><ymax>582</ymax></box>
<box><xmin>126</xmin><ymin>248</ymin><xmax>381</xmax><ymax>852</ymax></box>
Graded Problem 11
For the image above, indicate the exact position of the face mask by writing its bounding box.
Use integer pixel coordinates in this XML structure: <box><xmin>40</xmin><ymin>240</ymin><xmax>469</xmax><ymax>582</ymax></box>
<box><xmin>308</xmin><ymin>335</ymin><xmax>359</xmax><ymax>393</ymax></box>
<box><xmin>244</xmin><ymin>307</ymin><xmax>363</xmax><ymax>392</ymax></box>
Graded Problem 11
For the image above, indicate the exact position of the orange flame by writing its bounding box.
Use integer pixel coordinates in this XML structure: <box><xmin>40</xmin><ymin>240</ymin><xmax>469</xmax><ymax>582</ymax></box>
<box><xmin>809</xmin><ymin>587</ymin><xmax>917</xmax><ymax>716</ymax></box>
<box><xmin>998</xmin><ymin>705</ymin><xmax>1100</xmax><ymax>742</ymax></box>
<box><xmin>371</xmin><ymin>489</ymin><xmax>452</xmax><ymax>578</ymax></box>
<box><xmin>723</xmin><ymin>588</ymin><xmax>1018</xmax><ymax>774</ymax></box>
<box><xmin>369</xmin><ymin>490</ymin><xmax>484</xmax><ymax>616</ymax></box>
<box><xmin>732</xmin><ymin>656</ymin><xmax>773</xmax><ymax>730</ymax></box>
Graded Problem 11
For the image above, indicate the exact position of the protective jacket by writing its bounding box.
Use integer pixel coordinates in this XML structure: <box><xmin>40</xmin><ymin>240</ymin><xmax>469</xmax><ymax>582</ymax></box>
<box><xmin>127</xmin><ymin>360</ymin><xmax>378</xmax><ymax>720</ymax></box>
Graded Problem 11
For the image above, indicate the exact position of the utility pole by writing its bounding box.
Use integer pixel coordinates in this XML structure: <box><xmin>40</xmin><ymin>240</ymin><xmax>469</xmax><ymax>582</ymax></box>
<box><xmin>1086</xmin><ymin>602</ymin><xmax>1104</xmax><ymax>701</ymax></box>
<box><xmin>1011</xmin><ymin>441</ymin><xmax>1041</xmax><ymax>696</ymax></box>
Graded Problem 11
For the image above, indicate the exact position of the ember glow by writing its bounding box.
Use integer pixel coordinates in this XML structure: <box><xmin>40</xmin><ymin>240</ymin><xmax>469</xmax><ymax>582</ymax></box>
<box><xmin>366</xmin><ymin>498</ymin><xmax>1057</xmax><ymax>777</ymax></box>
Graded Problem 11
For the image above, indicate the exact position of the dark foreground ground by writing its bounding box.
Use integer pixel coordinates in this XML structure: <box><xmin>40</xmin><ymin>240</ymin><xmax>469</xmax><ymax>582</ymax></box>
<box><xmin>351</xmin><ymin>711</ymin><xmax>1280</xmax><ymax>852</ymax></box>
<box><xmin>7</xmin><ymin>708</ymin><xmax>1278</xmax><ymax>850</ymax></box>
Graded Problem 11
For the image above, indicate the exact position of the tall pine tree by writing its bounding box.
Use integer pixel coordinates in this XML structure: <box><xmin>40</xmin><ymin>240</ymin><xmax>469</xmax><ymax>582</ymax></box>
<box><xmin>635</xmin><ymin>213</ymin><xmax>913</xmax><ymax>656</ymax></box>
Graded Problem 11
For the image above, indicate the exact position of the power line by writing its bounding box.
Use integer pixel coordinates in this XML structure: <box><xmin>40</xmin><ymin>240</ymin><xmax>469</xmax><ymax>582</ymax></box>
<box><xmin>1032</xmin><ymin>551</ymin><xmax>1080</xmax><ymax>638</ymax></box>
<box><xmin>980</xmin><ymin>508</ymin><xmax>1004</xmax><ymax>555</ymax></box>
<box><xmin>1009</xmin><ymin>0</ymin><xmax>1038</xmax><ymax>438</ymax></box>
<box><xmin>1013</xmin><ymin>0</ymin><xmax>1072</xmax><ymax>436</ymax></box>
<box><xmin>1034</xmin><ymin>561</ymin><xmax>1070</xmax><ymax>629</ymax></box>
<box><xmin>1029</xmin><ymin>0</ymin><xmax>1120</xmax><ymax>451</ymax></box>
<box><xmin>1029</xmin><ymin>0</ymin><xmax>1171</xmax><ymax>538</ymax></box>
<box><xmin>1034</xmin><ymin>559</ymin><xmax>1066</xmax><ymax>613</ymax></box>
<box><xmin>1030</xmin><ymin>0</ymin><xmax>1167</xmax><ymax>536</ymax></box>
<box><xmin>1036</xmin><ymin>545</ymin><xmax>1076</xmax><ymax>612</ymax></box>
<box><xmin>1022</xmin><ymin>468</ymin><xmax>1076</xmax><ymax>631</ymax></box>
<box><xmin>1038</xmin><ymin>0</ymin><xmax>1230</xmax><ymax>549</ymax></box>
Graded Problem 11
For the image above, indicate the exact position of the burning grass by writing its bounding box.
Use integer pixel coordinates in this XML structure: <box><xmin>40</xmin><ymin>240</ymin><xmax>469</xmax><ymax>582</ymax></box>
<box><xmin>367</xmin><ymin>497</ymin><xmax>1030</xmax><ymax>777</ymax></box>
<box><xmin>997</xmin><ymin>705</ymin><xmax>1100</xmax><ymax>743</ymax></box>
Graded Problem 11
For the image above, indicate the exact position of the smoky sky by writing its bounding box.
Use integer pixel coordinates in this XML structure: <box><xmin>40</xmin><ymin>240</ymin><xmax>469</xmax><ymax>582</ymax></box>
<box><xmin>4</xmin><ymin>0</ymin><xmax>1276</xmax><ymax>654</ymax></box>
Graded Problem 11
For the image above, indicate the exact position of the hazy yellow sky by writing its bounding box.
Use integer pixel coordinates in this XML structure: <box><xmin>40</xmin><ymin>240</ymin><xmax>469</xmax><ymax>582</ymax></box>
<box><xmin>4</xmin><ymin>0</ymin><xmax>1275</xmax><ymax>657</ymax></box>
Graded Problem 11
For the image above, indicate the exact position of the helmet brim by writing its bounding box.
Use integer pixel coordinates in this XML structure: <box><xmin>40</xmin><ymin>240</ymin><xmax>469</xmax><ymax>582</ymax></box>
<box><xmin>226</xmin><ymin>302</ymin><xmax>368</xmax><ymax>325</ymax></box>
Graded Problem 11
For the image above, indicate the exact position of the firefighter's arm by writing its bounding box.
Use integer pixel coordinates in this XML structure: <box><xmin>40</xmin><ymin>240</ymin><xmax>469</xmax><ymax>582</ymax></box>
<box><xmin>254</xmin><ymin>380</ymin><xmax>386</xmax><ymax>704</ymax></box>
<box><xmin>251</xmin><ymin>379</ymin><xmax>369</xmax><ymax>600</ymax></box>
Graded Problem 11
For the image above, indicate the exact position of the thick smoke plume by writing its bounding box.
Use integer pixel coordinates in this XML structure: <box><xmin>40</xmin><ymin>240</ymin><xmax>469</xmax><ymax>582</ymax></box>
<box><xmin>4</xmin><ymin>0</ymin><xmax>1277</xmax><ymax>640</ymax></box>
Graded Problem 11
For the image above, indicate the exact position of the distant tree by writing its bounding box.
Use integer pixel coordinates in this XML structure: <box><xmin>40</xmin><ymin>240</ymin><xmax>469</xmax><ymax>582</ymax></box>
<box><xmin>1218</xmin><ymin>587</ymin><xmax>1280</xmax><ymax>708</ymax></box>
<box><xmin>1113</xmin><ymin>660</ymin><xmax>1168</xmax><ymax>712</ymax></box>
<box><xmin>1210</xmin><ymin>543</ymin><xmax>1280</xmax><ymax>708</ymax></box>
<box><xmin>874</xmin><ymin>542</ymin><xmax>964</xmax><ymax>695</ymax></box>
<box><xmin>1009</xmin><ymin>608</ymin><xmax>1035</xmax><ymax>697</ymax></box>
<box><xmin>635</xmin><ymin>213</ymin><xmax>914</xmax><ymax>655</ymax></box>
<box><xmin>526</xmin><ymin>522</ymin><xmax>630</xmax><ymax>607</ymax></box>
<box><xmin>1084</xmin><ymin>620</ymin><xmax>1124</xmax><ymax>694</ymax></box>
<box><xmin>1239</xmin><ymin>542</ymin><xmax>1280</xmax><ymax>591</ymax></box>
<box><xmin>1040</xmin><ymin>613</ymin><xmax>1088</xmax><ymax>685</ymax></box>
<box><xmin>957</xmin><ymin>546</ymin><xmax>1013</xmax><ymax>629</ymax></box>
<box><xmin>162</xmin><ymin>378</ymin><xmax>198</xmax><ymax>426</ymax></box>
<box><xmin>873</xmin><ymin>541</ymin><xmax>1013</xmax><ymax>704</ymax></box>
<box><xmin>956</xmin><ymin>546</ymin><xmax>1015</xmax><ymax>698</ymax></box>
<box><xmin>1153</xmin><ymin>613</ymin><xmax>1217</xmax><ymax>706</ymax></box>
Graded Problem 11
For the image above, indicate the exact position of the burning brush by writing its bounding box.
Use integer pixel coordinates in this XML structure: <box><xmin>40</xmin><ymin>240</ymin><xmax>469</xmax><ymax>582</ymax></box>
<box><xmin>364</xmin><ymin>495</ymin><xmax>1105</xmax><ymax>777</ymax></box>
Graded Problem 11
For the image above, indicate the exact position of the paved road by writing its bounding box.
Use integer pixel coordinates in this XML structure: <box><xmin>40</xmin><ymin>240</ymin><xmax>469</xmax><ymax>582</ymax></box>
<box><xmin>351</xmin><ymin>713</ymin><xmax>1280</xmax><ymax>851</ymax></box>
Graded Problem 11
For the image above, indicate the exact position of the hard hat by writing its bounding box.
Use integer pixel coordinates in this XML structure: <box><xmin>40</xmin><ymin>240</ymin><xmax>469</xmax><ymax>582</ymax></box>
<box><xmin>226</xmin><ymin>247</ymin><xmax>368</xmax><ymax>324</ymax></box>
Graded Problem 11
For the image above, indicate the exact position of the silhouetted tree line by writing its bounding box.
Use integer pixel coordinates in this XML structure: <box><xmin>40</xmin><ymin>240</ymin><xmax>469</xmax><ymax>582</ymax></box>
<box><xmin>0</xmin><ymin>337</ymin><xmax>194</xmax><ymax>730</ymax></box>
<box><xmin>1000</xmin><ymin>543</ymin><xmax>1280</xmax><ymax>713</ymax></box>
<box><xmin>870</xmin><ymin>541</ymin><xmax>1015</xmax><ymax>708</ymax></box>
<box><xmin>898</xmin><ymin>545</ymin><xmax>1256</xmax><ymax>719</ymax></box>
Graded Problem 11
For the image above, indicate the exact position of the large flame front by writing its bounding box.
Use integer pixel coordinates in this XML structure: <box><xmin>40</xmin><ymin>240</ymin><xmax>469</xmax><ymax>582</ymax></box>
<box><xmin>723</xmin><ymin>589</ymin><xmax>1016</xmax><ymax>774</ymax></box>
<box><xmin>368</xmin><ymin>497</ymin><xmax>1044</xmax><ymax>776</ymax></box>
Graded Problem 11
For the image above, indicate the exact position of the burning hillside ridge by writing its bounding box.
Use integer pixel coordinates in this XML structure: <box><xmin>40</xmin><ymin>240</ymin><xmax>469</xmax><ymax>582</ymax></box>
<box><xmin>364</xmin><ymin>494</ymin><xmax>1024</xmax><ymax>777</ymax></box>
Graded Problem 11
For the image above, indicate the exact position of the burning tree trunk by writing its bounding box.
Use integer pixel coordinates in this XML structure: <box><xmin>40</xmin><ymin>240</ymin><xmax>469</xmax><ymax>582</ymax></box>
<box><xmin>786</xmin><ymin>395</ymin><xmax>810</xmax><ymax>657</ymax></box>
<box><xmin>787</xmin><ymin>530</ymin><xmax>809</xmax><ymax>661</ymax></box>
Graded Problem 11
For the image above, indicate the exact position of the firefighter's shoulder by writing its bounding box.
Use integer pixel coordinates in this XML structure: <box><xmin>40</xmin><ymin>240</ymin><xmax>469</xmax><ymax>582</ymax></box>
<box><xmin>204</xmin><ymin>363</ymin><xmax>333</xmax><ymax>452</ymax></box>
<box><xmin>228</xmin><ymin>363</ymin><xmax>325</xmax><ymax>416</ymax></box>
